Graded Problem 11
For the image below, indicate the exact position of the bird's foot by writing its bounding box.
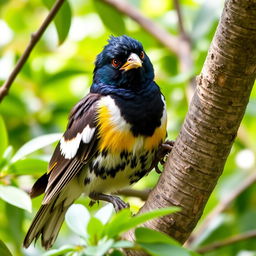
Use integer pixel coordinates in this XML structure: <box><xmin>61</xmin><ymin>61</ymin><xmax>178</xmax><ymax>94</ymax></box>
<box><xmin>89</xmin><ymin>192</ymin><xmax>129</xmax><ymax>212</ymax></box>
<box><xmin>153</xmin><ymin>140</ymin><xmax>175</xmax><ymax>174</ymax></box>
<box><xmin>89</xmin><ymin>200</ymin><xmax>98</xmax><ymax>208</ymax></box>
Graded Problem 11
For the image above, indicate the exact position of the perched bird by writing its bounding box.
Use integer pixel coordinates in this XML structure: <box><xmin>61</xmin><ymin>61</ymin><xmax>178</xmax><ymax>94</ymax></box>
<box><xmin>23</xmin><ymin>35</ymin><xmax>169</xmax><ymax>249</ymax></box>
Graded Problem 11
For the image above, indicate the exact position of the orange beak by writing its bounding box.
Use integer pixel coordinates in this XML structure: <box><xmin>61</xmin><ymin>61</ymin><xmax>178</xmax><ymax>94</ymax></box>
<box><xmin>120</xmin><ymin>53</ymin><xmax>142</xmax><ymax>71</ymax></box>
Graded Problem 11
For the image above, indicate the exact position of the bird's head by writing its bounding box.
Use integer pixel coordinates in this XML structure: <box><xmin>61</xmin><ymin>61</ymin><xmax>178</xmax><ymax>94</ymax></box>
<box><xmin>93</xmin><ymin>35</ymin><xmax>154</xmax><ymax>91</ymax></box>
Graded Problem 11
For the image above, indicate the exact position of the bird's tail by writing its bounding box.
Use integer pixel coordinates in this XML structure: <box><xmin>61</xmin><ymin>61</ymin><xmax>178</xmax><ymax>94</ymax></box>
<box><xmin>23</xmin><ymin>195</ymin><xmax>73</xmax><ymax>249</ymax></box>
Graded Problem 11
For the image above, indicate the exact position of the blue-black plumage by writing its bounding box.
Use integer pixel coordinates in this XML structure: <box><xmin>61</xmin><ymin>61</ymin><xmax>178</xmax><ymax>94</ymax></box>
<box><xmin>23</xmin><ymin>35</ymin><xmax>168</xmax><ymax>250</ymax></box>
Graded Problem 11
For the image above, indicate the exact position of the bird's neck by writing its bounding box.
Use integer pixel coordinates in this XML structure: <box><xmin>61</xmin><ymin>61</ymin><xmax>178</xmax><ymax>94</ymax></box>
<box><xmin>90</xmin><ymin>79</ymin><xmax>154</xmax><ymax>99</ymax></box>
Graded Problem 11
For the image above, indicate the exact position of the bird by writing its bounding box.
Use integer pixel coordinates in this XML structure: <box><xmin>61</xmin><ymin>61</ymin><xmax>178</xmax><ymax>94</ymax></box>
<box><xmin>23</xmin><ymin>35</ymin><xmax>170</xmax><ymax>249</ymax></box>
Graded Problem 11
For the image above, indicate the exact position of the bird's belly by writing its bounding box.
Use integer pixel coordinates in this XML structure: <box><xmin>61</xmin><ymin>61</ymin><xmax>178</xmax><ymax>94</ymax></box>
<box><xmin>82</xmin><ymin>147</ymin><xmax>155</xmax><ymax>194</ymax></box>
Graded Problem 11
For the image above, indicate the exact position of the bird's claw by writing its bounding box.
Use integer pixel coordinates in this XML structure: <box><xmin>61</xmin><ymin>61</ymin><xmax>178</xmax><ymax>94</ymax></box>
<box><xmin>89</xmin><ymin>200</ymin><xmax>98</xmax><ymax>208</ymax></box>
<box><xmin>89</xmin><ymin>192</ymin><xmax>129</xmax><ymax>212</ymax></box>
<box><xmin>154</xmin><ymin>164</ymin><xmax>162</xmax><ymax>174</ymax></box>
<box><xmin>152</xmin><ymin>140</ymin><xmax>175</xmax><ymax>173</ymax></box>
<box><xmin>111</xmin><ymin>196</ymin><xmax>130</xmax><ymax>212</ymax></box>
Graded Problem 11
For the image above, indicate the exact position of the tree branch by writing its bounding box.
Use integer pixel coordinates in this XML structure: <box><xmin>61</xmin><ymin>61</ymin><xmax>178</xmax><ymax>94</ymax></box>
<box><xmin>197</xmin><ymin>230</ymin><xmax>256</xmax><ymax>254</ymax></box>
<box><xmin>173</xmin><ymin>0</ymin><xmax>196</xmax><ymax>100</ymax></box>
<box><xmin>102</xmin><ymin>0</ymin><xmax>180</xmax><ymax>55</ymax></box>
<box><xmin>186</xmin><ymin>170</ymin><xmax>256</xmax><ymax>246</ymax></box>
<box><xmin>173</xmin><ymin>0</ymin><xmax>187</xmax><ymax>39</ymax></box>
<box><xmin>125</xmin><ymin>1</ymin><xmax>256</xmax><ymax>254</ymax></box>
<box><xmin>0</xmin><ymin>0</ymin><xmax>65</xmax><ymax>103</ymax></box>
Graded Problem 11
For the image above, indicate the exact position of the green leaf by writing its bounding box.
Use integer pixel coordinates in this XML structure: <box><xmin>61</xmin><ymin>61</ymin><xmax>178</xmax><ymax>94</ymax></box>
<box><xmin>87</xmin><ymin>217</ymin><xmax>104</xmax><ymax>245</ymax></box>
<box><xmin>43</xmin><ymin>245</ymin><xmax>76</xmax><ymax>256</ymax></box>
<box><xmin>95</xmin><ymin>203</ymin><xmax>114</xmax><ymax>224</ymax></box>
<box><xmin>105</xmin><ymin>207</ymin><xmax>179</xmax><ymax>238</ymax></box>
<box><xmin>84</xmin><ymin>239</ymin><xmax>114</xmax><ymax>256</ymax></box>
<box><xmin>0</xmin><ymin>240</ymin><xmax>12</xmax><ymax>256</ymax></box>
<box><xmin>112</xmin><ymin>240</ymin><xmax>134</xmax><ymax>249</ymax></box>
<box><xmin>104</xmin><ymin>208</ymin><xmax>131</xmax><ymax>238</ymax></box>
<box><xmin>11</xmin><ymin>133</ymin><xmax>61</xmax><ymax>163</ymax></box>
<box><xmin>65</xmin><ymin>204</ymin><xmax>90</xmax><ymax>238</ymax></box>
<box><xmin>135</xmin><ymin>228</ymin><xmax>200</xmax><ymax>256</ymax></box>
<box><xmin>11</xmin><ymin>158</ymin><xmax>48</xmax><ymax>175</ymax></box>
<box><xmin>138</xmin><ymin>242</ymin><xmax>190</xmax><ymax>256</ymax></box>
<box><xmin>0</xmin><ymin>115</ymin><xmax>8</xmax><ymax>158</ymax></box>
<box><xmin>0</xmin><ymin>185</ymin><xmax>31</xmax><ymax>212</ymax></box>
<box><xmin>5</xmin><ymin>204</ymin><xmax>25</xmax><ymax>245</ymax></box>
<box><xmin>190</xmin><ymin>252</ymin><xmax>201</xmax><ymax>256</ymax></box>
<box><xmin>0</xmin><ymin>94</ymin><xmax>27</xmax><ymax>118</ymax></box>
<box><xmin>44</xmin><ymin>69</ymin><xmax>86</xmax><ymax>84</ymax></box>
<box><xmin>43</xmin><ymin>0</ymin><xmax>72</xmax><ymax>45</ymax></box>
<box><xmin>94</xmin><ymin>0</ymin><xmax>126</xmax><ymax>35</ymax></box>
<box><xmin>108</xmin><ymin>250</ymin><xmax>125</xmax><ymax>256</ymax></box>
<box><xmin>0</xmin><ymin>0</ymin><xmax>9</xmax><ymax>7</ymax></box>
<box><xmin>3</xmin><ymin>146</ymin><xmax>13</xmax><ymax>162</ymax></box>
<box><xmin>135</xmin><ymin>227</ymin><xmax>180</xmax><ymax>246</ymax></box>
<box><xmin>0</xmin><ymin>146</ymin><xmax>13</xmax><ymax>172</ymax></box>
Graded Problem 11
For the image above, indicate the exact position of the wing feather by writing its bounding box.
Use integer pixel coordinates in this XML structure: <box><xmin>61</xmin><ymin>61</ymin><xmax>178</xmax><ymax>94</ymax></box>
<box><xmin>30</xmin><ymin>93</ymin><xmax>101</xmax><ymax>202</ymax></box>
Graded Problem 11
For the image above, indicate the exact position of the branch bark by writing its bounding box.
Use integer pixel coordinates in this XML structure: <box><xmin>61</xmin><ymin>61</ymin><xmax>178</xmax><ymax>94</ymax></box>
<box><xmin>0</xmin><ymin>0</ymin><xmax>65</xmax><ymax>103</ymax></box>
<box><xmin>197</xmin><ymin>230</ymin><xmax>256</xmax><ymax>254</ymax></box>
<box><xmin>125</xmin><ymin>0</ymin><xmax>256</xmax><ymax>253</ymax></box>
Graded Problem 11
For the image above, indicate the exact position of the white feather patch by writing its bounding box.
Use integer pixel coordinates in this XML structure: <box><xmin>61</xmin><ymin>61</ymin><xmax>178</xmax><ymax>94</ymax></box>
<box><xmin>60</xmin><ymin>125</ymin><xmax>95</xmax><ymax>159</ymax></box>
<box><xmin>82</xmin><ymin>125</ymin><xmax>96</xmax><ymax>143</ymax></box>
<box><xmin>99</xmin><ymin>96</ymin><xmax>131</xmax><ymax>131</ymax></box>
<box><xmin>160</xmin><ymin>94</ymin><xmax>167</xmax><ymax>124</ymax></box>
<box><xmin>60</xmin><ymin>135</ymin><xmax>82</xmax><ymax>159</ymax></box>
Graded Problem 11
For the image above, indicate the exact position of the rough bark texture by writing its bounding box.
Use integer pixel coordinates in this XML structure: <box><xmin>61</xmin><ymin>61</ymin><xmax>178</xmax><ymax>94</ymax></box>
<box><xmin>125</xmin><ymin>0</ymin><xmax>256</xmax><ymax>253</ymax></box>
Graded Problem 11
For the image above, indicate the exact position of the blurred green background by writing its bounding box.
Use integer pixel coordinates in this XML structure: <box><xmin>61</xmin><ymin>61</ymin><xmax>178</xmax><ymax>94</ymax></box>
<box><xmin>1</xmin><ymin>0</ymin><xmax>256</xmax><ymax>255</ymax></box>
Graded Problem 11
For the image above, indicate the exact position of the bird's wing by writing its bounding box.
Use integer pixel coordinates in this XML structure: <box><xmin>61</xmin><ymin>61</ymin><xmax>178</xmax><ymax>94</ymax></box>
<box><xmin>30</xmin><ymin>93</ymin><xmax>101</xmax><ymax>204</ymax></box>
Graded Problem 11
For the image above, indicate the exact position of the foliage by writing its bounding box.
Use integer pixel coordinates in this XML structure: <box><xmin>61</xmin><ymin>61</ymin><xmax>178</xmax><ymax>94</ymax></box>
<box><xmin>0</xmin><ymin>0</ymin><xmax>256</xmax><ymax>256</ymax></box>
<box><xmin>43</xmin><ymin>204</ymin><xmax>197</xmax><ymax>256</ymax></box>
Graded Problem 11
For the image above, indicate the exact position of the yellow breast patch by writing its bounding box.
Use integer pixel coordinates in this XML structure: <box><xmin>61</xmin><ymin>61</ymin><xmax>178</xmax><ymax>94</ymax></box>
<box><xmin>97</xmin><ymin>97</ymin><xmax>167</xmax><ymax>153</ymax></box>
<box><xmin>144</xmin><ymin>118</ymin><xmax>167</xmax><ymax>150</ymax></box>
<box><xmin>97</xmin><ymin>104</ymin><xmax>135</xmax><ymax>153</ymax></box>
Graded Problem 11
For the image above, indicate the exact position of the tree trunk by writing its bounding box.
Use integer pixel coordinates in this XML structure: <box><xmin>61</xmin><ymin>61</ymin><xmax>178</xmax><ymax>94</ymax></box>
<box><xmin>126</xmin><ymin>0</ymin><xmax>256</xmax><ymax>253</ymax></box>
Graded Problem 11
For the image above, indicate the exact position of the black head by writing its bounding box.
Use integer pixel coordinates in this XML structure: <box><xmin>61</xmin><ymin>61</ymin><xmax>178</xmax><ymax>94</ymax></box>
<box><xmin>93</xmin><ymin>35</ymin><xmax>154</xmax><ymax>90</ymax></box>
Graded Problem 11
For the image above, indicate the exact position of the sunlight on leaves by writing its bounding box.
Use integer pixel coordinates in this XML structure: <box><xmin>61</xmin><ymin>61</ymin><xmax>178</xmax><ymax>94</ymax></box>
<box><xmin>0</xmin><ymin>185</ymin><xmax>31</xmax><ymax>212</ymax></box>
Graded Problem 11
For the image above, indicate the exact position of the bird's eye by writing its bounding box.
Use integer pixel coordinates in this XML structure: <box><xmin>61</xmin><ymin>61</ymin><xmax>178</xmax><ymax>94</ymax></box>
<box><xmin>140</xmin><ymin>51</ymin><xmax>145</xmax><ymax>59</ymax></box>
<box><xmin>111</xmin><ymin>59</ymin><xmax>121</xmax><ymax>68</ymax></box>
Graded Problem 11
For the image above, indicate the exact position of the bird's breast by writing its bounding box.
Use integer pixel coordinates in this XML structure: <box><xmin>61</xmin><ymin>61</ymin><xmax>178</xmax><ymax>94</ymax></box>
<box><xmin>96</xmin><ymin>95</ymin><xmax>167</xmax><ymax>154</ymax></box>
<box><xmin>82</xmin><ymin>95</ymin><xmax>167</xmax><ymax>194</ymax></box>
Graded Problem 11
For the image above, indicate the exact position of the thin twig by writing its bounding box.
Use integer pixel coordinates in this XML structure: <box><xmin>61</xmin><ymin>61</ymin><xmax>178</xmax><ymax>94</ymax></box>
<box><xmin>114</xmin><ymin>188</ymin><xmax>151</xmax><ymax>201</ymax></box>
<box><xmin>186</xmin><ymin>171</ymin><xmax>256</xmax><ymax>247</ymax></box>
<box><xmin>0</xmin><ymin>0</ymin><xmax>65</xmax><ymax>102</ymax></box>
<box><xmin>173</xmin><ymin>0</ymin><xmax>186</xmax><ymax>38</ymax></box>
<box><xmin>102</xmin><ymin>0</ymin><xmax>180</xmax><ymax>55</ymax></box>
<box><xmin>197</xmin><ymin>230</ymin><xmax>256</xmax><ymax>254</ymax></box>
<box><xmin>173</xmin><ymin>0</ymin><xmax>195</xmax><ymax>100</ymax></box>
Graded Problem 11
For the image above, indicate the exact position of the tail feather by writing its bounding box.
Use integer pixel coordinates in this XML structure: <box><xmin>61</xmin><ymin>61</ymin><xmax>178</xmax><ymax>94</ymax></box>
<box><xmin>41</xmin><ymin>203</ymin><xmax>69</xmax><ymax>249</ymax></box>
<box><xmin>23</xmin><ymin>196</ymin><xmax>71</xmax><ymax>249</ymax></box>
<box><xmin>24</xmin><ymin>177</ymin><xmax>82</xmax><ymax>249</ymax></box>
<box><xmin>23</xmin><ymin>204</ymin><xmax>51</xmax><ymax>248</ymax></box>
